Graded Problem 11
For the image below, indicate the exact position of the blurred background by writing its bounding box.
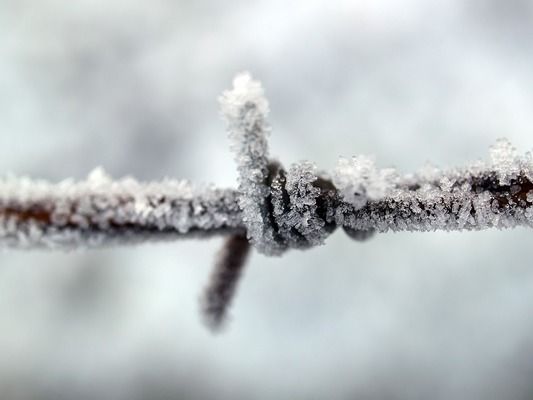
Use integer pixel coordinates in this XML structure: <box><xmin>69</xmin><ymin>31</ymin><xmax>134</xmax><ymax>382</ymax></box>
<box><xmin>2</xmin><ymin>0</ymin><xmax>533</xmax><ymax>398</ymax></box>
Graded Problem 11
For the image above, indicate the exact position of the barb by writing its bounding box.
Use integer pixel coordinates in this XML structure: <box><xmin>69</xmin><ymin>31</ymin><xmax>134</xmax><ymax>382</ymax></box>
<box><xmin>2</xmin><ymin>72</ymin><xmax>533</xmax><ymax>329</ymax></box>
<box><xmin>219</xmin><ymin>72</ymin><xmax>283</xmax><ymax>255</ymax></box>
<box><xmin>200</xmin><ymin>234</ymin><xmax>250</xmax><ymax>331</ymax></box>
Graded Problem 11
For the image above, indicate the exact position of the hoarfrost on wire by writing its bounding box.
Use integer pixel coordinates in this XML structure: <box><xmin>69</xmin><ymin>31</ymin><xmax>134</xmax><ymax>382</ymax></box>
<box><xmin>0</xmin><ymin>168</ymin><xmax>242</xmax><ymax>249</ymax></box>
<box><xmin>282</xmin><ymin>161</ymin><xmax>328</xmax><ymax>247</ymax></box>
<box><xmin>334</xmin><ymin>155</ymin><xmax>398</xmax><ymax>210</ymax></box>
<box><xmin>2</xmin><ymin>71</ymin><xmax>533</xmax><ymax>253</ymax></box>
<box><xmin>335</xmin><ymin>137</ymin><xmax>533</xmax><ymax>234</ymax></box>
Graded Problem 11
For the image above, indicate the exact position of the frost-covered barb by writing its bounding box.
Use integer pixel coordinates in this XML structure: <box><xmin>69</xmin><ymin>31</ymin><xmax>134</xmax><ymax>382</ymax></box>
<box><xmin>219</xmin><ymin>72</ymin><xmax>283</xmax><ymax>255</ymax></box>
<box><xmin>2</xmin><ymin>72</ymin><xmax>533</xmax><ymax>330</ymax></box>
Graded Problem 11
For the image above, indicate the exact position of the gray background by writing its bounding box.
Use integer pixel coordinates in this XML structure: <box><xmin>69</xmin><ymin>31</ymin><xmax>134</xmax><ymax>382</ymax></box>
<box><xmin>1</xmin><ymin>1</ymin><xmax>533</xmax><ymax>398</ymax></box>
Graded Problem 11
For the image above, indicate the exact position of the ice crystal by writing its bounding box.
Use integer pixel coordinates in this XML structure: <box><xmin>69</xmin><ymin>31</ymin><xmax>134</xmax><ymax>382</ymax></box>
<box><xmin>337</xmin><ymin>138</ymin><xmax>533</xmax><ymax>235</ymax></box>
<box><xmin>220</xmin><ymin>72</ymin><xmax>284</xmax><ymax>255</ymax></box>
<box><xmin>333</xmin><ymin>155</ymin><xmax>397</xmax><ymax>209</ymax></box>
<box><xmin>277</xmin><ymin>161</ymin><xmax>328</xmax><ymax>248</ymax></box>
<box><xmin>490</xmin><ymin>138</ymin><xmax>520</xmax><ymax>185</ymax></box>
<box><xmin>0</xmin><ymin>168</ymin><xmax>243</xmax><ymax>249</ymax></box>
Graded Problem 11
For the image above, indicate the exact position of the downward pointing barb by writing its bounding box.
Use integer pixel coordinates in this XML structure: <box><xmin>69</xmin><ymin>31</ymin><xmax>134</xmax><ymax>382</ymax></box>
<box><xmin>200</xmin><ymin>234</ymin><xmax>250</xmax><ymax>331</ymax></box>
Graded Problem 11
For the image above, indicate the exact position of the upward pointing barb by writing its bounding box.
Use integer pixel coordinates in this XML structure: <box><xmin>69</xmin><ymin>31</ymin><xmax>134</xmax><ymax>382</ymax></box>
<box><xmin>220</xmin><ymin>72</ymin><xmax>284</xmax><ymax>255</ymax></box>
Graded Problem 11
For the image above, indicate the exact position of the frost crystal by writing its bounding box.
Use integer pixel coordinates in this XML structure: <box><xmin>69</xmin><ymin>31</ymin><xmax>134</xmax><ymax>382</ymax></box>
<box><xmin>220</xmin><ymin>72</ymin><xmax>284</xmax><ymax>255</ymax></box>
<box><xmin>337</xmin><ymin>138</ymin><xmax>533</xmax><ymax>235</ymax></box>
<box><xmin>279</xmin><ymin>161</ymin><xmax>327</xmax><ymax>248</ymax></box>
<box><xmin>0</xmin><ymin>169</ymin><xmax>243</xmax><ymax>249</ymax></box>
<box><xmin>490</xmin><ymin>138</ymin><xmax>520</xmax><ymax>185</ymax></box>
<box><xmin>333</xmin><ymin>155</ymin><xmax>397</xmax><ymax>209</ymax></box>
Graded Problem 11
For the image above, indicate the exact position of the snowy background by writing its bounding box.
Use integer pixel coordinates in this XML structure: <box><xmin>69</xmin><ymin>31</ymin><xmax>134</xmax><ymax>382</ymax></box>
<box><xmin>2</xmin><ymin>0</ymin><xmax>533</xmax><ymax>399</ymax></box>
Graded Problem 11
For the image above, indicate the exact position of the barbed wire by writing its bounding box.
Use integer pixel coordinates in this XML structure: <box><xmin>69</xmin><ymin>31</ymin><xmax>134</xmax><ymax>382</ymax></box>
<box><xmin>2</xmin><ymin>72</ymin><xmax>533</xmax><ymax>330</ymax></box>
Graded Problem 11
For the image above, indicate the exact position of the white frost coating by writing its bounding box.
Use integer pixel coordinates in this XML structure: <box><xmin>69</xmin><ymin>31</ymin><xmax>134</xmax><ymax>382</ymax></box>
<box><xmin>334</xmin><ymin>155</ymin><xmax>398</xmax><ymax>209</ymax></box>
<box><xmin>219</xmin><ymin>73</ymin><xmax>270</xmax><ymax>130</ymax></box>
<box><xmin>0</xmin><ymin>168</ymin><xmax>243</xmax><ymax>249</ymax></box>
<box><xmin>3</xmin><ymin>72</ymin><xmax>533</xmax><ymax>254</ymax></box>
<box><xmin>276</xmin><ymin>161</ymin><xmax>328</xmax><ymax>248</ymax></box>
<box><xmin>220</xmin><ymin>72</ymin><xmax>283</xmax><ymax>255</ymax></box>
<box><xmin>490</xmin><ymin>138</ymin><xmax>520</xmax><ymax>185</ymax></box>
<box><xmin>338</xmin><ymin>138</ymin><xmax>533</xmax><ymax>234</ymax></box>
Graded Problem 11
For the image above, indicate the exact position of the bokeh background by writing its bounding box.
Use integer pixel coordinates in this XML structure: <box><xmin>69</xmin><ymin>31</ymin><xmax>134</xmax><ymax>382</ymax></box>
<box><xmin>2</xmin><ymin>1</ymin><xmax>533</xmax><ymax>399</ymax></box>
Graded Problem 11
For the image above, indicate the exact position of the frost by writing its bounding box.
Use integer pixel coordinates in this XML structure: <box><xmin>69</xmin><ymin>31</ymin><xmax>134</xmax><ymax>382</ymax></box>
<box><xmin>439</xmin><ymin>176</ymin><xmax>454</xmax><ymax>192</ymax></box>
<box><xmin>219</xmin><ymin>72</ymin><xmax>284</xmax><ymax>255</ymax></box>
<box><xmin>87</xmin><ymin>166</ymin><xmax>112</xmax><ymax>185</ymax></box>
<box><xmin>278</xmin><ymin>161</ymin><xmax>327</xmax><ymax>248</ymax></box>
<box><xmin>0</xmin><ymin>169</ymin><xmax>243</xmax><ymax>249</ymax></box>
<box><xmin>417</xmin><ymin>162</ymin><xmax>442</xmax><ymax>182</ymax></box>
<box><xmin>2</xmin><ymin>73</ymin><xmax>533</xmax><ymax>253</ymax></box>
<box><xmin>490</xmin><ymin>138</ymin><xmax>520</xmax><ymax>185</ymax></box>
<box><xmin>333</xmin><ymin>155</ymin><xmax>397</xmax><ymax>209</ymax></box>
<box><xmin>336</xmin><ymin>138</ymin><xmax>533</xmax><ymax>235</ymax></box>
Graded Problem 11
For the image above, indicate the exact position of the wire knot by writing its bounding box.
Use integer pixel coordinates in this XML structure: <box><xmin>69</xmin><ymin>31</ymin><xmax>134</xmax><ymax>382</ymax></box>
<box><xmin>220</xmin><ymin>72</ymin><xmax>374</xmax><ymax>255</ymax></box>
<box><xmin>219</xmin><ymin>72</ymin><xmax>341</xmax><ymax>255</ymax></box>
<box><xmin>264</xmin><ymin>160</ymin><xmax>339</xmax><ymax>254</ymax></box>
